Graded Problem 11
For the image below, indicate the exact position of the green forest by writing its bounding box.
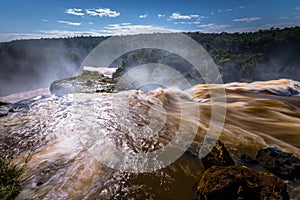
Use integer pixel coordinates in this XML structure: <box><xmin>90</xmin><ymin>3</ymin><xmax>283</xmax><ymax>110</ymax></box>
<box><xmin>0</xmin><ymin>26</ymin><xmax>300</xmax><ymax>96</ymax></box>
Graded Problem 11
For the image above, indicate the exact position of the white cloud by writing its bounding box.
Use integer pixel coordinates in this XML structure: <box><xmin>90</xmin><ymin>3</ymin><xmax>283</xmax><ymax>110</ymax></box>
<box><xmin>65</xmin><ymin>8</ymin><xmax>84</xmax><ymax>16</ymax></box>
<box><xmin>197</xmin><ymin>23</ymin><xmax>230</xmax><ymax>32</ymax></box>
<box><xmin>88</xmin><ymin>22</ymin><xmax>94</xmax><ymax>25</ymax></box>
<box><xmin>139</xmin><ymin>14</ymin><xmax>148</xmax><ymax>19</ymax></box>
<box><xmin>174</xmin><ymin>21</ymin><xmax>201</xmax><ymax>25</ymax></box>
<box><xmin>158</xmin><ymin>14</ymin><xmax>165</xmax><ymax>18</ymax></box>
<box><xmin>228</xmin><ymin>22</ymin><xmax>299</xmax><ymax>33</ymax></box>
<box><xmin>295</xmin><ymin>7</ymin><xmax>300</xmax><ymax>11</ymax></box>
<box><xmin>233</xmin><ymin>17</ymin><xmax>261</xmax><ymax>23</ymax></box>
<box><xmin>279</xmin><ymin>16</ymin><xmax>289</xmax><ymax>20</ymax></box>
<box><xmin>103</xmin><ymin>24</ymin><xmax>181</xmax><ymax>35</ymax></box>
<box><xmin>4</xmin><ymin>22</ymin><xmax>299</xmax><ymax>44</ymax></box>
<box><xmin>86</xmin><ymin>8</ymin><xmax>120</xmax><ymax>17</ymax></box>
<box><xmin>36</xmin><ymin>24</ymin><xmax>181</xmax><ymax>39</ymax></box>
<box><xmin>170</xmin><ymin>12</ymin><xmax>192</xmax><ymax>19</ymax></box>
<box><xmin>41</xmin><ymin>30</ymin><xmax>102</xmax><ymax>37</ymax></box>
<box><xmin>169</xmin><ymin>12</ymin><xmax>206</xmax><ymax>20</ymax></box>
<box><xmin>2</xmin><ymin>20</ymin><xmax>300</xmax><ymax>43</ymax></box>
<box><xmin>218</xmin><ymin>6</ymin><xmax>245</xmax><ymax>13</ymax></box>
<box><xmin>42</xmin><ymin>19</ymin><xmax>48</xmax><ymax>22</ymax></box>
<box><xmin>58</xmin><ymin>20</ymin><xmax>81</xmax><ymax>26</ymax></box>
<box><xmin>217</xmin><ymin>8</ymin><xmax>233</xmax><ymax>12</ymax></box>
<box><xmin>0</xmin><ymin>33</ymin><xmax>46</xmax><ymax>42</ymax></box>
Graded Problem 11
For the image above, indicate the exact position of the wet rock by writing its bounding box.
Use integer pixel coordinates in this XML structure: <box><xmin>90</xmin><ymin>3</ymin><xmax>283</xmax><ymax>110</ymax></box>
<box><xmin>0</xmin><ymin>112</ymin><xmax>8</xmax><ymax>117</ymax></box>
<box><xmin>50</xmin><ymin>70</ymin><xmax>115</xmax><ymax>95</ymax></box>
<box><xmin>200</xmin><ymin>139</ymin><xmax>235</xmax><ymax>170</ymax></box>
<box><xmin>33</xmin><ymin>161</ymin><xmax>67</xmax><ymax>187</ymax></box>
<box><xmin>266</xmin><ymin>86</ymin><xmax>300</xmax><ymax>96</ymax></box>
<box><xmin>86</xmin><ymin>79</ymin><xmax>93</xmax><ymax>86</ymax></box>
<box><xmin>257</xmin><ymin>147</ymin><xmax>300</xmax><ymax>180</ymax></box>
<box><xmin>0</xmin><ymin>101</ymin><xmax>9</xmax><ymax>106</ymax></box>
<box><xmin>240</xmin><ymin>154</ymin><xmax>260</xmax><ymax>166</ymax></box>
<box><xmin>0</xmin><ymin>103</ymin><xmax>10</xmax><ymax>117</ymax></box>
<box><xmin>186</xmin><ymin>142</ymin><xmax>201</xmax><ymax>157</ymax></box>
<box><xmin>194</xmin><ymin>166</ymin><xmax>290</xmax><ymax>200</ymax></box>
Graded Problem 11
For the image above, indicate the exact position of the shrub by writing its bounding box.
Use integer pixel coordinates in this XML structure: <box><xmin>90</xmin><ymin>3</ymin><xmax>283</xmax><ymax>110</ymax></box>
<box><xmin>0</xmin><ymin>159</ymin><xmax>22</xmax><ymax>200</ymax></box>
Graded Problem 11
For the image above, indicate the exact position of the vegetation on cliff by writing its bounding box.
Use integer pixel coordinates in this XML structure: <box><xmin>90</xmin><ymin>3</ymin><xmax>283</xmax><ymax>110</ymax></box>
<box><xmin>0</xmin><ymin>27</ymin><xmax>300</xmax><ymax>95</ymax></box>
<box><xmin>114</xmin><ymin>27</ymin><xmax>300</xmax><ymax>84</ymax></box>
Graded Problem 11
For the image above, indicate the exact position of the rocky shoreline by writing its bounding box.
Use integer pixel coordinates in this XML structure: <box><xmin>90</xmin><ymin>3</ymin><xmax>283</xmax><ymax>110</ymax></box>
<box><xmin>193</xmin><ymin>140</ymin><xmax>300</xmax><ymax>200</ymax></box>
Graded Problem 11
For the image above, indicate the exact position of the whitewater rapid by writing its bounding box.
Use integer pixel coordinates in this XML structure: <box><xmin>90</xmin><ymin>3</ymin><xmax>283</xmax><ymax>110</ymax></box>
<box><xmin>0</xmin><ymin>79</ymin><xmax>299</xmax><ymax>199</ymax></box>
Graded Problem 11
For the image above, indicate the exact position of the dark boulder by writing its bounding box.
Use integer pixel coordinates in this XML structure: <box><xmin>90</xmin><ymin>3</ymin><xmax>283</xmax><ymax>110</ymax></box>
<box><xmin>0</xmin><ymin>101</ymin><xmax>9</xmax><ymax>106</ymax></box>
<box><xmin>240</xmin><ymin>154</ymin><xmax>260</xmax><ymax>166</ymax></box>
<box><xmin>257</xmin><ymin>147</ymin><xmax>300</xmax><ymax>180</ymax></box>
<box><xmin>0</xmin><ymin>112</ymin><xmax>8</xmax><ymax>117</ymax></box>
<box><xmin>194</xmin><ymin>165</ymin><xmax>290</xmax><ymax>200</ymax></box>
<box><xmin>200</xmin><ymin>139</ymin><xmax>235</xmax><ymax>170</ymax></box>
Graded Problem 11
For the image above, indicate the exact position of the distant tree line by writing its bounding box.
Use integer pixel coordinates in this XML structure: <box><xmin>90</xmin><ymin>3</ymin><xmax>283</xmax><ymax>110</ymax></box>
<box><xmin>0</xmin><ymin>27</ymin><xmax>300</xmax><ymax>95</ymax></box>
<box><xmin>115</xmin><ymin>27</ymin><xmax>300</xmax><ymax>84</ymax></box>
<box><xmin>188</xmin><ymin>26</ymin><xmax>300</xmax><ymax>83</ymax></box>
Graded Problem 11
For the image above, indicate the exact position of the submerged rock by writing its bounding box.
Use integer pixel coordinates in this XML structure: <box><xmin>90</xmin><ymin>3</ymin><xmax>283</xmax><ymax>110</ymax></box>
<box><xmin>194</xmin><ymin>166</ymin><xmax>290</xmax><ymax>200</ymax></box>
<box><xmin>200</xmin><ymin>139</ymin><xmax>235</xmax><ymax>170</ymax></box>
<box><xmin>257</xmin><ymin>147</ymin><xmax>300</xmax><ymax>180</ymax></box>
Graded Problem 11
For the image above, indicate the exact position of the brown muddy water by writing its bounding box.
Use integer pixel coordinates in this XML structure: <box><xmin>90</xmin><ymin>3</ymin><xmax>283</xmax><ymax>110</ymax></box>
<box><xmin>0</xmin><ymin>79</ymin><xmax>299</xmax><ymax>199</ymax></box>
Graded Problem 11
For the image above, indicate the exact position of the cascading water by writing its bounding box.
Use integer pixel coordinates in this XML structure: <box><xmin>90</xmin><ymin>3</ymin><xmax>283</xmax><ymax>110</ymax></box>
<box><xmin>0</xmin><ymin>79</ymin><xmax>300</xmax><ymax>199</ymax></box>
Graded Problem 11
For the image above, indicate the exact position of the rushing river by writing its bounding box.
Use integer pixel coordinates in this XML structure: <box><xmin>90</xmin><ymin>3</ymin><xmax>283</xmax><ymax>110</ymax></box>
<box><xmin>0</xmin><ymin>79</ymin><xmax>300</xmax><ymax>199</ymax></box>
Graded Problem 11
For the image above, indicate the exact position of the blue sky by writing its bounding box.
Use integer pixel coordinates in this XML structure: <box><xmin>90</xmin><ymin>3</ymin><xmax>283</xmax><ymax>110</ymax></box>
<box><xmin>0</xmin><ymin>0</ymin><xmax>300</xmax><ymax>42</ymax></box>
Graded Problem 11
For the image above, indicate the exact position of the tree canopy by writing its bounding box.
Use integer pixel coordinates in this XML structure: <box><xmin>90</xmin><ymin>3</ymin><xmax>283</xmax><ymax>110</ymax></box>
<box><xmin>0</xmin><ymin>27</ymin><xmax>300</xmax><ymax>96</ymax></box>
